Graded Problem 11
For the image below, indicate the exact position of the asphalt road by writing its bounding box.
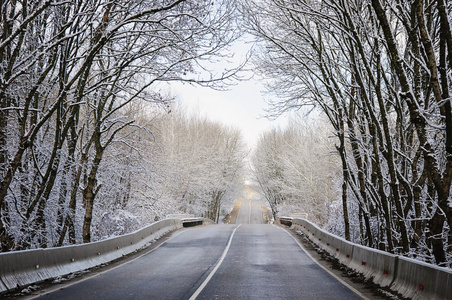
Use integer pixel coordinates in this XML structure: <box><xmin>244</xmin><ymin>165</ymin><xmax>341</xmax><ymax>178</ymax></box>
<box><xmin>29</xmin><ymin>198</ymin><xmax>366</xmax><ymax>300</ymax></box>
<box><xmin>235</xmin><ymin>197</ymin><xmax>265</xmax><ymax>225</ymax></box>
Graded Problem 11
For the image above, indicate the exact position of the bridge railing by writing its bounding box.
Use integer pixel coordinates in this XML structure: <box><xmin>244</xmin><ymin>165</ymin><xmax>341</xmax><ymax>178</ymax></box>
<box><xmin>285</xmin><ymin>217</ymin><xmax>452</xmax><ymax>300</ymax></box>
<box><xmin>0</xmin><ymin>217</ymin><xmax>212</xmax><ymax>294</ymax></box>
<box><xmin>166</xmin><ymin>214</ymin><xmax>215</xmax><ymax>227</ymax></box>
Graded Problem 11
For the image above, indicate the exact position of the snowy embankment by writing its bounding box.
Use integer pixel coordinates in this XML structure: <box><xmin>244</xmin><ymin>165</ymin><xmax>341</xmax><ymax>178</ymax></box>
<box><xmin>288</xmin><ymin>218</ymin><xmax>452</xmax><ymax>300</ymax></box>
<box><xmin>0</xmin><ymin>218</ymin><xmax>212</xmax><ymax>294</ymax></box>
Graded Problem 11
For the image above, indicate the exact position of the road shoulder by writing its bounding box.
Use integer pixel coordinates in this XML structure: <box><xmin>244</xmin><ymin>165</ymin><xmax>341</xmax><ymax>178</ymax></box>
<box><xmin>281</xmin><ymin>225</ymin><xmax>403</xmax><ymax>300</ymax></box>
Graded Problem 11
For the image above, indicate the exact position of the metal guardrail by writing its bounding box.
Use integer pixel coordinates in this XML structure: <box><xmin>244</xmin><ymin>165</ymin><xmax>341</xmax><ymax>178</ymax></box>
<box><xmin>289</xmin><ymin>213</ymin><xmax>308</xmax><ymax>219</ymax></box>
<box><xmin>283</xmin><ymin>217</ymin><xmax>452</xmax><ymax>300</ymax></box>
<box><xmin>181</xmin><ymin>218</ymin><xmax>204</xmax><ymax>227</ymax></box>
<box><xmin>278</xmin><ymin>217</ymin><xmax>293</xmax><ymax>226</ymax></box>
<box><xmin>166</xmin><ymin>214</ymin><xmax>195</xmax><ymax>219</ymax></box>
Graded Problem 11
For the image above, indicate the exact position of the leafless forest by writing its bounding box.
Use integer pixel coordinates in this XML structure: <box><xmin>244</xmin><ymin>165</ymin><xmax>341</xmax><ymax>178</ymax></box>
<box><xmin>247</xmin><ymin>0</ymin><xmax>452</xmax><ymax>267</ymax></box>
<box><xmin>0</xmin><ymin>0</ymin><xmax>244</xmax><ymax>250</ymax></box>
<box><xmin>1</xmin><ymin>0</ymin><xmax>451</xmax><ymax>268</ymax></box>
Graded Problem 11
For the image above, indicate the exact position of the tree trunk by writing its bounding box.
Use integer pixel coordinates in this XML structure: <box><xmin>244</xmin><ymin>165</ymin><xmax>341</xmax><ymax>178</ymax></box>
<box><xmin>428</xmin><ymin>210</ymin><xmax>446</xmax><ymax>265</ymax></box>
<box><xmin>336</xmin><ymin>125</ymin><xmax>350</xmax><ymax>241</ymax></box>
<box><xmin>82</xmin><ymin>149</ymin><xmax>103</xmax><ymax>243</ymax></box>
<box><xmin>341</xmin><ymin>180</ymin><xmax>351</xmax><ymax>241</ymax></box>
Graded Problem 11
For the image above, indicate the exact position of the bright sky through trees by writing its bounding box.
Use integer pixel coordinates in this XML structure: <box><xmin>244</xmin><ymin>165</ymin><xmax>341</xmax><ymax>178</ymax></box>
<box><xmin>170</xmin><ymin>79</ymin><xmax>289</xmax><ymax>149</ymax></box>
<box><xmin>169</xmin><ymin>37</ymin><xmax>289</xmax><ymax>149</ymax></box>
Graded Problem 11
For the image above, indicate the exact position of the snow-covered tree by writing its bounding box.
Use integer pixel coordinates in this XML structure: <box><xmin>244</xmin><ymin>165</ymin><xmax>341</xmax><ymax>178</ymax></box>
<box><xmin>142</xmin><ymin>109</ymin><xmax>246</xmax><ymax>223</ymax></box>
<box><xmin>0</xmin><ymin>0</ymin><xmax>242</xmax><ymax>250</ymax></box>
<box><xmin>252</xmin><ymin>116</ymin><xmax>340</xmax><ymax>225</ymax></box>
<box><xmin>243</xmin><ymin>0</ymin><xmax>452</xmax><ymax>266</ymax></box>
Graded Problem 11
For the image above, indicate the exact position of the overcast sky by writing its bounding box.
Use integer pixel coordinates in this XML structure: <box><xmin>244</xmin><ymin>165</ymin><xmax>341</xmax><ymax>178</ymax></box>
<box><xmin>167</xmin><ymin>37</ymin><xmax>290</xmax><ymax>150</ymax></box>
<box><xmin>169</xmin><ymin>78</ymin><xmax>289</xmax><ymax>150</ymax></box>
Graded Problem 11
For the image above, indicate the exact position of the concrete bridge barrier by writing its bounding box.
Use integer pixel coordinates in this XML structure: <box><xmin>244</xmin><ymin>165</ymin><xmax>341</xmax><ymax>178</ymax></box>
<box><xmin>285</xmin><ymin>217</ymin><xmax>452</xmax><ymax>300</ymax></box>
<box><xmin>291</xmin><ymin>218</ymin><xmax>353</xmax><ymax>265</ymax></box>
<box><xmin>0</xmin><ymin>217</ymin><xmax>211</xmax><ymax>294</ymax></box>
<box><xmin>391</xmin><ymin>256</ymin><xmax>452</xmax><ymax>300</ymax></box>
<box><xmin>349</xmin><ymin>244</ymin><xmax>397</xmax><ymax>288</ymax></box>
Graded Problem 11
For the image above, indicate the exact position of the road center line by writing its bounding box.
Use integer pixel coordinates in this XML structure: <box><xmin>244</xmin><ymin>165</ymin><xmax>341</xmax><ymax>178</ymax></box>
<box><xmin>189</xmin><ymin>224</ymin><xmax>241</xmax><ymax>300</ymax></box>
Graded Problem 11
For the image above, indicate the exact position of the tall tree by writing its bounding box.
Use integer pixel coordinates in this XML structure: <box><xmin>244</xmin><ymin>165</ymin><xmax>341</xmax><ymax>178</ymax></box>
<box><xmin>243</xmin><ymin>0</ymin><xmax>452</xmax><ymax>265</ymax></box>
<box><xmin>0</xmin><ymin>0</ymin><xmax>241</xmax><ymax>250</ymax></box>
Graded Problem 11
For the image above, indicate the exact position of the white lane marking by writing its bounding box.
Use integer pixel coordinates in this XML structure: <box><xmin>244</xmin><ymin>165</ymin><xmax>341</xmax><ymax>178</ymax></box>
<box><xmin>274</xmin><ymin>225</ymin><xmax>369</xmax><ymax>300</ymax></box>
<box><xmin>189</xmin><ymin>224</ymin><xmax>241</xmax><ymax>300</ymax></box>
